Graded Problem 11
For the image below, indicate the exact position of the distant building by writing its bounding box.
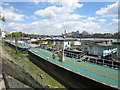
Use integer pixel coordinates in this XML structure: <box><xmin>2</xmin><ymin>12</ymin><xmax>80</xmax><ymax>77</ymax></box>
<box><xmin>87</xmin><ymin>43</ymin><xmax>117</xmax><ymax>57</ymax></box>
<box><xmin>103</xmin><ymin>33</ymin><xmax>113</xmax><ymax>38</ymax></box>
<box><xmin>67</xmin><ymin>31</ymin><xmax>79</xmax><ymax>37</ymax></box>
<box><xmin>67</xmin><ymin>30</ymin><xmax>90</xmax><ymax>37</ymax></box>
<box><xmin>28</xmin><ymin>38</ymin><xmax>39</xmax><ymax>44</ymax></box>
<box><xmin>81</xmin><ymin>31</ymin><xmax>89</xmax><ymax>37</ymax></box>
<box><xmin>112</xmin><ymin>42</ymin><xmax>120</xmax><ymax>61</ymax></box>
<box><xmin>0</xmin><ymin>30</ymin><xmax>8</xmax><ymax>38</ymax></box>
<box><xmin>40</xmin><ymin>39</ymin><xmax>81</xmax><ymax>49</ymax></box>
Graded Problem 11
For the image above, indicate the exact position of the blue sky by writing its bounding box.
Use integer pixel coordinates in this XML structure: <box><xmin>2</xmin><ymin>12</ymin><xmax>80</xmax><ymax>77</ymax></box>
<box><xmin>0</xmin><ymin>1</ymin><xmax>118</xmax><ymax>35</ymax></box>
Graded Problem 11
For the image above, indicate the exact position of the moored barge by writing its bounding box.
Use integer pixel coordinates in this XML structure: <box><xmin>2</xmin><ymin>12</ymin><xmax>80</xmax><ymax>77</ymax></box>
<box><xmin>28</xmin><ymin>48</ymin><xmax>120</xmax><ymax>89</ymax></box>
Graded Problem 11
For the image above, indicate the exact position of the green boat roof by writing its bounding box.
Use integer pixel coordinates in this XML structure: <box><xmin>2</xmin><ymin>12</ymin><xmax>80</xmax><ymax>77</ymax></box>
<box><xmin>29</xmin><ymin>48</ymin><xmax>120</xmax><ymax>89</ymax></box>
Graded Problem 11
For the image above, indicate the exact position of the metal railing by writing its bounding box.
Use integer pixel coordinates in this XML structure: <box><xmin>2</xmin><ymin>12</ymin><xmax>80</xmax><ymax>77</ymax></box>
<box><xmin>83</xmin><ymin>57</ymin><xmax>120</xmax><ymax>69</ymax></box>
<box><xmin>64</xmin><ymin>50</ymin><xmax>120</xmax><ymax>69</ymax></box>
<box><xmin>65</xmin><ymin>51</ymin><xmax>87</xmax><ymax>59</ymax></box>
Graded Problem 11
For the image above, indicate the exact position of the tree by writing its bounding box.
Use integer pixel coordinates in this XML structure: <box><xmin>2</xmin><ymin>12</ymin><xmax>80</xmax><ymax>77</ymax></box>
<box><xmin>0</xmin><ymin>14</ymin><xmax>6</xmax><ymax>37</ymax></box>
<box><xmin>0</xmin><ymin>13</ymin><xmax>6</xmax><ymax>22</ymax></box>
<box><xmin>56</xmin><ymin>44</ymin><xmax>63</xmax><ymax>50</ymax></box>
<box><xmin>0</xmin><ymin>29</ymin><xmax>1</xmax><ymax>36</ymax></box>
<box><xmin>70</xmin><ymin>40</ymin><xmax>75</xmax><ymax>46</ymax></box>
<box><xmin>81</xmin><ymin>31</ymin><xmax>89</xmax><ymax>37</ymax></box>
<box><xmin>114</xmin><ymin>31</ymin><xmax>120</xmax><ymax>39</ymax></box>
<box><xmin>36</xmin><ymin>40</ymin><xmax>41</xmax><ymax>45</ymax></box>
<box><xmin>0</xmin><ymin>17</ymin><xmax>5</xmax><ymax>22</ymax></box>
<box><xmin>5</xmin><ymin>32</ymin><xmax>41</xmax><ymax>38</ymax></box>
<box><xmin>48</xmin><ymin>43</ymin><xmax>54</xmax><ymax>47</ymax></box>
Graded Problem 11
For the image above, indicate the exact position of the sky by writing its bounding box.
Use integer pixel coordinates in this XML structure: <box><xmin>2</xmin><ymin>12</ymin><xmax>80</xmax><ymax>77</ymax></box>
<box><xmin>0</xmin><ymin>0</ymin><xmax>119</xmax><ymax>35</ymax></box>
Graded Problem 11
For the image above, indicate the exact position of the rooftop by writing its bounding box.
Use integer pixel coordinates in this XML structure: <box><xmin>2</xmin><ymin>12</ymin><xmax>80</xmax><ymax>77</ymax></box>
<box><xmin>97</xmin><ymin>43</ymin><xmax>113</xmax><ymax>46</ymax></box>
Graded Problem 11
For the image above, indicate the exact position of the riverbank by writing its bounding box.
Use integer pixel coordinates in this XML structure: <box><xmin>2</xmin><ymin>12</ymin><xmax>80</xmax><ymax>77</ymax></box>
<box><xmin>1</xmin><ymin>40</ymin><xmax>65</xmax><ymax>88</ymax></box>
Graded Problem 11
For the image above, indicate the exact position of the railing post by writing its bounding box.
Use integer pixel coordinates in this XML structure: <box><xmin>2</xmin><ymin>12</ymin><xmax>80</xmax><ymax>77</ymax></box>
<box><xmin>112</xmin><ymin>61</ymin><xmax>113</xmax><ymax>68</ymax></box>
<box><xmin>77</xmin><ymin>54</ymin><xmax>78</xmax><ymax>59</ymax></box>
<box><xmin>103</xmin><ymin>59</ymin><xmax>104</xmax><ymax>65</ymax></box>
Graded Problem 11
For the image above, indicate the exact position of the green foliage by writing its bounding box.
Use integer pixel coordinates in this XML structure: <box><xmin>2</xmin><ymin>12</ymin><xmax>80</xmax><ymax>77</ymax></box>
<box><xmin>0</xmin><ymin>30</ymin><xmax>1</xmax><ymax>36</ymax></box>
<box><xmin>70</xmin><ymin>41</ymin><xmax>75</xmax><ymax>46</ymax></box>
<box><xmin>57</xmin><ymin>52</ymin><xmax>62</xmax><ymax>56</ymax></box>
<box><xmin>36</xmin><ymin>40</ymin><xmax>41</xmax><ymax>44</ymax></box>
<box><xmin>5</xmin><ymin>32</ymin><xmax>41</xmax><ymax>37</ymax></box>
<box><xmin>0</xmin><ymin>15</ymin><xmax>6</xmax><ymax>22</ymax></box>
<box><xmin>56</xmin><ymin>44</ymin><xmax>63</xmax><ymax>48</ymax></box>
<box><xmin>48</xmin><ymin>43</ymin><xmax>54</xmax><ymax>47</ymax></box>
<box><xmin>5</xmin><ymin>32</ymin><xmax>23</xmax><ymax>37</ymax></box>
<box><xmin>114</xmin><ymin>31</ymin><xmax>120</xmax><ymax>39</ymax></box>
<box><xmin>55</xmin><ymin>44</ymin><xmax>63</xmax><ymax>50</ymax></box>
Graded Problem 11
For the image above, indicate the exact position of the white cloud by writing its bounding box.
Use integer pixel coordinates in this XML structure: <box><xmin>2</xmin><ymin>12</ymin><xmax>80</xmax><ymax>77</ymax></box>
<box><xmin>112</xmin><ymin>19</ymin><xmax>120</xmax><ymax>23</ymax></box>
<box><xmin>34</xmin><ymin>0</ymin><xmax>84</xmax><ymax>21</ymax></box>
<box><xmin>35</xmin><ymin>6</ymin><xmax>64</xmax><ymax>19</ymax></box>
<box><xmin>0</xmin><ymin>6</ymin><xmax>25</xmax><ymax>22</ymax></box>
<box><xmin>98</xmin><ymin>19</ymin><xmax>106</xmax><ymax>22</ymax></box>
<box><xmin>109</xmin><ymin>19</ymin><xmax>120</xmax><ymax>25</ymax></box>
<box><xmin>0</xmin><ymin>2</ymin><xmax>9</xmax><ymax>6</ymax></box>
<box><xmin>1</xmin><ymin>1</ymin><xmax>117</xmax><ymax>35</ymax></box>
<box><xmin>3</xmin><ymin>17</ymin><xmax>118</xmax><ymax>35</ymax></box>
<box><xmin>34</xmin><ymin>0</ymin><xmax>83</xmax><ymax>9</ymax></box>
<box><xmin>3</xmin><ymin>19</ymin><xmax>102</xmax><ymax>35</ymax></box>
<box><xmin>26</xmin><ymin>16</ymin><xmax>37</xmax><ymax>20</ymax></box>
<box><xmin>35</xmin><ymin>6</ymin><xmax>85</xmax><ymax>21</ymax></box>
<box><xmin>96</xmin><ymin>2</ymin><xmax>118</xmax><ymax>17</ymax></box>
<box><xmin>87</xmin><ymin>17</ymin><xmax>96</xmax><ymax>20</ymax></box>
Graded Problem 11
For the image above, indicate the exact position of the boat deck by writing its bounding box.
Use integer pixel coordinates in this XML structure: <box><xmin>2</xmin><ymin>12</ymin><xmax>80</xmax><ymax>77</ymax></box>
<box><xmin>29</xmin><ymin>48</ymin><xmax>120</xmax><ymax>89</ymax></box>
<box><xmin>10</xmin><ymin>42</ymin><xmax>29</xmax><ymax>49</ymax></box>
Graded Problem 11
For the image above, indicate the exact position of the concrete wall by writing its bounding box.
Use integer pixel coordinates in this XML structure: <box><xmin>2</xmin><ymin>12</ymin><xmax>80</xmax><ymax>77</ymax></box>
<box><xmin>28</xmin><ymin>51</ymin><xmax>116</xmax><ymax>89</ymax></box>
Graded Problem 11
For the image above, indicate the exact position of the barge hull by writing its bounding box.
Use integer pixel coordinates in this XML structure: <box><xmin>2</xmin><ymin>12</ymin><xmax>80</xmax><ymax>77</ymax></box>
<box><xmin>28</xmin><ymin>50</ymin><xmax>117</xmax><ymax>89</ymax></box>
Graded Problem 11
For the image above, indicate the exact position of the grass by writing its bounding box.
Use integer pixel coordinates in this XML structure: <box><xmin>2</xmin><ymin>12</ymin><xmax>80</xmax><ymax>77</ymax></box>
<box><xmin>2</xmin><ymin>42</ymin><xmax>65</xmax><ymax>88</ymax></box>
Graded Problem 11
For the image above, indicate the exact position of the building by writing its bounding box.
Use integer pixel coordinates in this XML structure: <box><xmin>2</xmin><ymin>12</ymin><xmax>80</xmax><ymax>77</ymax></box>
<box><xmin>87</xmin><ymin>43</ymin><xmax>117</xmax><ymax>57</ymax></box>
<box><xmin>67</xmin><ymin>31</ymin><xmax>79</xmax><ymax>37</ymax></box>
<box><xmin>112</xmin><ymin>41</ymin><xmax>120</xmax><ymax>61</ymax></box>
<box><xmin>0</xmin><ymin>30</ymin><xmax>7</xmax><ymax>38</ymax></box>
<box><xmin>39</xmin><ymin>39</ymin><xmax>81</xmax><ymax>50</ymax></box>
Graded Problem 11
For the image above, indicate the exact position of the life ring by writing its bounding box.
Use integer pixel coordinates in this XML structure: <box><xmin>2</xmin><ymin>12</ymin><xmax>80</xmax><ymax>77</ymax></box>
<box><xmin>52</xmin><ymin>54</ymin><xmax>56</xmax><ymax>59</ymax></box>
